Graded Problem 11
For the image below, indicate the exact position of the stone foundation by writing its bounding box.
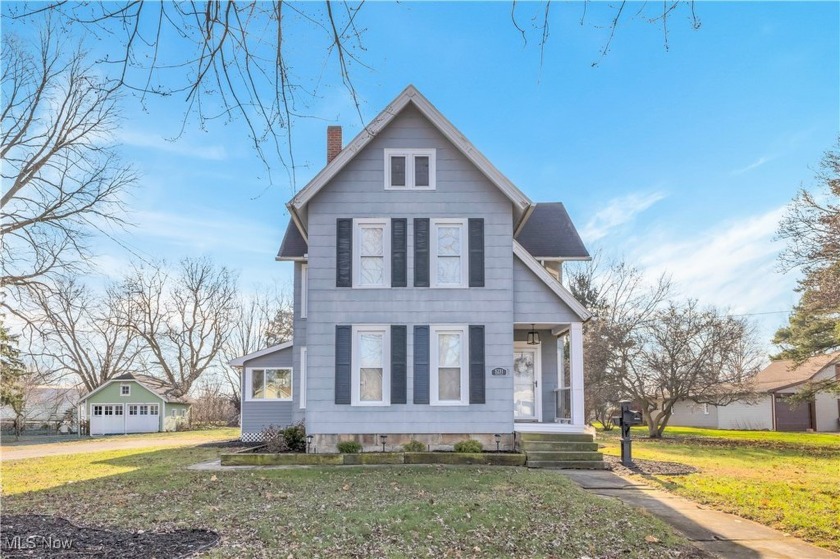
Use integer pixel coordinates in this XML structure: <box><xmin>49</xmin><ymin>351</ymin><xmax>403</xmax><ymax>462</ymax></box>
<box><xmin>311</xmin><ymin>432</ymin><xmax>515</xmax><ymax>454</ymax></box>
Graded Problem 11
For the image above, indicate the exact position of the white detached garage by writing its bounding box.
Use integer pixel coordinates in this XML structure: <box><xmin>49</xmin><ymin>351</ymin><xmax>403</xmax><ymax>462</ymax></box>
<box><xmin>78</xmin><ymin>374</ymin><xmax>193</xmax><ymax>435</ymax></box>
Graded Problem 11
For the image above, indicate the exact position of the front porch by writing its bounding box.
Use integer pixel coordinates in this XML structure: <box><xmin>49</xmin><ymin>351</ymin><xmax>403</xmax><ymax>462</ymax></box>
<box><xmin>512</xmin><ymin>322</ymin><xmax>589</xmax><ymax>435</ymax></box>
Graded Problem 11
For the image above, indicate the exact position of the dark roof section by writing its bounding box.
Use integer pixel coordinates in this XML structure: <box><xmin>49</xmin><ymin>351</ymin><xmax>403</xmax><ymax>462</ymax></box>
<box><xmin>277</xmin><ymin>220</ymin><xmax>308</xmax><ymax>259</ymax></box>
<box><xmin>515</xmin><ymin>203</ymin><xmax>590</xmax><ymax>259</ymax></box>
<box><xmin>113</xmin><ymin>373</ymin><xmax>136</xmax><ymax>381</ymax></box>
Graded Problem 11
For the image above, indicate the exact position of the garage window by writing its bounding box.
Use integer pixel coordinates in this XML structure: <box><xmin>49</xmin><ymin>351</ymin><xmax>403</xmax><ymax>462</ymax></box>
<box><xmin>93</xmin><ymin>405</ymin><xmax>103</xmax><ymax>416</ymax></box>
<box><xmin>120</xmin><ymin>385</ymin><xmax>131</xmax><ymax>396</ymax></box>
<box><xmin>114</xmin><ymin>405</ymin><xmax>123</xmax><ymax>416</ymax></box>
<box><xmin>128</xmin><ymin>405</ymin><xmax>137</xmax><ymax>415</ymax></box>
<box><xmin>104</xmin><ymin>405</ymin><xmax>114</xmax><ymax>416</ymax></box>
<box><xmin>139</xmin><ymin>405</ymin><xmax>149</xmax><ymax>415</ymax></box>
<box><xmin>150</xmin><ymin>405</ymin><xmax>159</xmax><ymax>415</ymax></box>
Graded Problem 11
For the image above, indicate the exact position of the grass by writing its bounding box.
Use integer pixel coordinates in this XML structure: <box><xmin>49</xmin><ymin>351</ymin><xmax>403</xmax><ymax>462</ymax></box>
<box><xmin>0</xmin><ymin>430</ymin><xmax>702</xmax><ymax>558</ymax></box>
<box><xmin>599</xmin><ymin>426</ymin><xmax>840</xmax><ymax>552</ymax></box>
<box><xmin>0</xmin><ymin>427</ymin><xmax>241</xmax><ymax>451</ymax></box>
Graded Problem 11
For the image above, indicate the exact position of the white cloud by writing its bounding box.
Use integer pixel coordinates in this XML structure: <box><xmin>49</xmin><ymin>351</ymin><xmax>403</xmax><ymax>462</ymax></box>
<box><xmin>581</xmin><ymin>191</ymin><xmax>667</xmax><ymax>242</ymax></box>
<box><xmin>118</xmin><ymin>131</ymin><xmax>228</xmax><ymax>161</ymax></box>
<box><xmin>731</xmin><ymin>155</ymin><xmax>774</xmax><ymax>176</ymax></box>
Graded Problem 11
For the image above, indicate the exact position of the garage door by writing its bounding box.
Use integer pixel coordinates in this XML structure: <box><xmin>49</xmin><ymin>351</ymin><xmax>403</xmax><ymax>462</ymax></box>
<box><xmin>126</xmin><ymin>404</ymin><xmax>160</xmax><ymax>433</ymax></box>
<box><xmin>774</xmin><ymin>395</ymin><xmax>814</xmax><ymax>431</ymax></box>
<box><xmin>90</xmin><ymin>404</ymin><xmax>124</xmax><ymax>435</ymax></box>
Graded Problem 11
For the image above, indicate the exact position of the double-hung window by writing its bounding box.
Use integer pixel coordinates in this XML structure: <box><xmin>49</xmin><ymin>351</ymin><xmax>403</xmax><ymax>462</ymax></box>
<box><xmin>351</xmin><ymin>325</ymin><xmax>390</xmax><ymax>406</ymax></box>
<box><xmin>431</xmin><ymin>219</ymin><xmax>468</xmax><ymax>288</ymax></box>
<box><xmin>384</xmin><ymin>149</ymin><xmax>435</xmax><ymax>190</ymax></box>
<box><xmin>249</xmin><ymin>368</ymin><xmax>293</xmax><ymax>401</ymax></box>
<box><xmin>430</xmin><ymin>325</ymin><xmax>469</xmax><ymax>405</ymax></box>
<box><xmin>353</xmin><ymin>218</ymin><xmax>391</xmax><ymax>288</ymax></box>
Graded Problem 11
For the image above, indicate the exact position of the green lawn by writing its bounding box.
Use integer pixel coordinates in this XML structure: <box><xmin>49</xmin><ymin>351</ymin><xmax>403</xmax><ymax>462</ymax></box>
<box><xmin>0</xmin><ymin>432</ymin><xmax>704</xmax><ymax>558</ymax></box>
<box><xmin>599</xmin><ymin>427</ymin><xmax>840</xmax><ymax>552</ymax></box>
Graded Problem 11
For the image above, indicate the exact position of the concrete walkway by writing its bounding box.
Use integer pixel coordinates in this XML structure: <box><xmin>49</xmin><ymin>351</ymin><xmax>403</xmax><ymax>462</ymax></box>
<box><xmin>561</xmin><ymin>470</ymin><xmax>839</xmax><ymax>559</ymax></box>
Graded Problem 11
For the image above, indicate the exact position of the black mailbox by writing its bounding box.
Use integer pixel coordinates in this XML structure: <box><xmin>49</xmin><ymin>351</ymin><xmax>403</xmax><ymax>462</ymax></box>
<box><xmin>616</xmin><ymin>401</ymin><xmax>641</xmax><ymax>467</ymax></box>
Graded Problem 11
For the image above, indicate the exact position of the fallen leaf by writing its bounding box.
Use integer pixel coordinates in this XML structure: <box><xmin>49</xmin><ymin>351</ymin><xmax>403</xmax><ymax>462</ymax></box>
<box><xmin>644</xmin><ymin>535</ymin><xmax>659</xmax><ymax>543</ymax></box>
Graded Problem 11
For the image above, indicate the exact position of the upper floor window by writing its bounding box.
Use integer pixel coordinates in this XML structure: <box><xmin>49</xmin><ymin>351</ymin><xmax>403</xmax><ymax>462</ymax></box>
<box><xmin>353</xmin><ymin>218</ymin><xmax>391</xmax><ymax>288</ymax></box>
<box><xmin>431</xmin><ymin>218</ymin><xmax>468</xmax><ymax>288</ymax></box>
<box><xmin>384</xmin><ymin>149</ymin><xmax>436</xmax><ymax>190</ymax></box>
<box><xmin>120</xmin><ymin>384</ymin><xmax>130</xmax><ymax>396</ymax></box>
<box><xmin>351</xmin><ymin>325</ymin><xmax>390</xmax><ymax>406</ymax></box>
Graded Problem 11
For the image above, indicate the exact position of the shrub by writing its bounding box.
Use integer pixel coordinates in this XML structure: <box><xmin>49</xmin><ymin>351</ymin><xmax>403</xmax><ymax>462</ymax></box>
<box><xmin>262</xmin><ymin>425</ymin><xmax>289</xmax><ymax>453</ymax></box>
<box><xmin>453</xmin><ymin>439</ymin><xmax>483</xmax><ymax>453</ymax></box>
<box><xmin>283</xmin><ymin>422</ymin><xmax>307</xmax><ymax>453</ymax></box>
<box><xmin>402</xmin><ymin>440</ymin><xmax>426</xmax><ymax>452</ymax></box>
<box><xmin>337</xmin><ymin>440</ymin><xmax>362</xmax><ymax>453</ymax></box>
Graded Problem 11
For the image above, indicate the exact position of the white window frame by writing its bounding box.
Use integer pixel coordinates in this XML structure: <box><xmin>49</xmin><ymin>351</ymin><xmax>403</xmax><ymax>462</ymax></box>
<box><xmin>300</xmin><ymin>263</ymin><xmax>308</xmax><ymax>319</ymax></box>
<box><xmin>384</xmin><ymin>148</ymin><xmax>436</xmax><ymax>190</ymax></box>
<box><xmin>245</xmin><ymin>367</ymin><xmax>294</xmax><ymax>402</ymax></box>
<box><xmin>703</xmin><ymin>403</ymin><xmax>710</xmax><ymax>415</ymax></box>
<box><xmin>129</xmin><ymin>405</ymin><xmax>138</xmax><ymax>416</ymax></box>
<box><xmin>352</xmin><ymin>218</ymin><xmax>391</xmax><ymax>289</ymax></box>
<box><xmin>351</xmin><ymin>325</ymin><xmax>391</xmax><ymax>406</ymax></box>
<box><xmin>120</xmin><ymin>384</ymin><xmax>131</xmax><ymax>396</ymax></box>
<box><xmin>300</xmin><ymin>347</ymin><xmax>307</xmax><ymax>410</ymax></box>
<box><xmin>430</xmin><ymin>218</ymin><xmax>469</xmax><ymax>289</ymax></box>
<box><xmin>93</xmin><ymin>405</ymin><xmax>103</xmax><ymax>416</ymax></box>
<box><xmin>430</xmin><ymin>325</ymin><xmax>470</xmax><ymax>406</ymax></box>
<box><xmin>150</xmin><ymin>404</ymin><xmax>159</xmax><ymax>415</ymax></box>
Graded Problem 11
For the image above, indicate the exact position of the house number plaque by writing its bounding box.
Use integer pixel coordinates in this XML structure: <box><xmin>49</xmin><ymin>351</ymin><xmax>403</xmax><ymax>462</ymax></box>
<box><xmin>491</xmin><ymin>367</ymin><xmax>509</xmax><ymax>376</ymax></box>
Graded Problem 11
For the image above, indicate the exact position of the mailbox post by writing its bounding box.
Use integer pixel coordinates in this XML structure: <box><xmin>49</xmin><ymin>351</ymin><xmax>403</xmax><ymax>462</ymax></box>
<box><xmin>615</xmin><ymin>400</ymin><xmax>642</xmax><ymax>467</ymax></box>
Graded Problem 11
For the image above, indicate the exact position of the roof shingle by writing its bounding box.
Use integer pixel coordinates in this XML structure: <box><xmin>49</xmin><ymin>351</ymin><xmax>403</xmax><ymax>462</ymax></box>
<box><xmin>515</xmin><ymin>203</ymin><xmax>590</xmax><ymax>259</ymax></box>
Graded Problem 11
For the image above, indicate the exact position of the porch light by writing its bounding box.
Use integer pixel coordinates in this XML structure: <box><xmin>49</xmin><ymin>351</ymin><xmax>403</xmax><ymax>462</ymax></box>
<box><xmin>527</xmin><ymin>324</ymin><xmax>541</xmax><ymax>345</ymax></box>
<box><xmin>494</xmin><ymin>433</ymin><xmax>501</xmax><ymax>452</ymax></box>
<box><xmin>380</xmin><ymin>434</ymin><xmax>387</xmax><ymax>452</ymax></box>
<box><xmin>306</xmin><ymin>434</ymin><xmax>314</xmax><ymax>453</ymax></box>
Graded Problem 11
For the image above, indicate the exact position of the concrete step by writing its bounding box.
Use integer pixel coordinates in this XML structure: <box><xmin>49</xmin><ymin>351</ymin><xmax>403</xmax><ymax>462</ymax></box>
<box><xmin>526</xmin><ymin>460</ymin><xmax>609</xmax><ymax>470</ymax></box>
<box><xmin>524</xmin><ymin>451</ymin><xmax>603</xmax><ymax>462</ymax></box>
<box><xmin>518</xmin><ymin>441</ymin><xmax>599</xmax><ymax>452</ymax></box>
<box><xmin>517</xmin><ymin>433</ymin><xmax>595</xmax><ymax>443</ymax></box>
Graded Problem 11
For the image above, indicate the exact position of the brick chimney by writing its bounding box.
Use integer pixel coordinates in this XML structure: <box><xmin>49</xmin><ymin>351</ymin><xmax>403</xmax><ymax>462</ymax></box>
<box><xmin>327</xmin><ymin>126</ymin><xmax>342</xmax><ymax>163</ymax></box>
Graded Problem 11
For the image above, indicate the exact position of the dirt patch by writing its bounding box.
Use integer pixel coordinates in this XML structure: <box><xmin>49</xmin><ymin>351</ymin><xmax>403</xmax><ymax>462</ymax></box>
<box><xmin>605</xmin><ymin>455</ymin><xmax>698</xmax><ymax>476</ymax></box>
<box><xmin>0</xmin><ymin>515</ymin><xmax>219</xmax><ymax>558</ymax></box>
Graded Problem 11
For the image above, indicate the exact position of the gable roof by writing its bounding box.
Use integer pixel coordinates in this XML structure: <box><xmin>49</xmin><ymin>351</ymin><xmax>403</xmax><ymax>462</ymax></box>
<box><xmin>277</xmin><ymin>220</ymin><xmax>307</xmax><ymax>260</ymax></box>
<box><xmin>512</xmin><ymin>240</ymin><xmax>592</xmax><ymax>321</ymax></box>
<box><xmin>228</xmin><ymin>341</ymin><xmax>294</xmax><ymax>367</ymax></box>
<box><xmin>287</xmin><ymin>85</ymin><xmax>533</xmax><ymax>239</ymax></box>
<box><xmin>752</xmin><ymin>352</ymin><xmax>840</xmax><ymax>393</ymax></box>
<box><xmin>79</xmin><ymin>374</ymin><xmax>193</xmax><ymax>405</ymax></box>
<box><xmin>516</xmin><ymin>203</ymin><xmax>590</xmax><ymax>260</ymax></box>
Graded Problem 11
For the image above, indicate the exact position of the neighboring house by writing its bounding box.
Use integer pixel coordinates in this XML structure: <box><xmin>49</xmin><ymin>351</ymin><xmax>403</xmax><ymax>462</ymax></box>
<box><xmin>230</xmin><ymin>85</ymin><xmax>594</xmax><ymax>454</ymax></box>
<box><xmin>670</xmin><ymin>352</ymin><xmax>840</xmax><ymax>432</ymax></box>
<box><xmin>78</xmin><ymin>374</ymin><xmax>193</xmax><ymax>435</ymax></box>
<box><xmin>0</xmin><ymin>385</ymin><xmax>80</xmax><ymax>431</ymax></box>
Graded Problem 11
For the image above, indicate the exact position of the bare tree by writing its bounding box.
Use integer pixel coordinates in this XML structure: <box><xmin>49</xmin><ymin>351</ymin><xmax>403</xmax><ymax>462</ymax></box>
<box><xmin>191</xmin><ymin>377</ymin><xmax>237</xmax><ymax>427</ymax></box>
<box><xmin>220</xmin><ymin>284</ymin><xmax>293</xmax><ymax>410</ymax></box>
<box><xmin>26</xmin><ymin>278</ymin><xmax>140</xmax><ymax>392</ymax></box>
<box><xmin>627</xmin><ymin>301</ymin><xmax>762</xmax><ymax>438</ymax></box>
<box><xmin>115</xmin><ymin>257</ymin><xmax>238</xmax><ymax>398</ymax></box>
<box><xmin>1</xmin><ymin>25</ymin><xmax>135</xmax><ymax>313</ymax></box>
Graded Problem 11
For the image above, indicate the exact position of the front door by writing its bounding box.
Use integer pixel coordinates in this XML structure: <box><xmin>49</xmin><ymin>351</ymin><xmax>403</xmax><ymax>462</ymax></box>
<box><xmin>513</xmin><ymin>344</ymin><xmax>541</xmax><ymax>421</ymax></box>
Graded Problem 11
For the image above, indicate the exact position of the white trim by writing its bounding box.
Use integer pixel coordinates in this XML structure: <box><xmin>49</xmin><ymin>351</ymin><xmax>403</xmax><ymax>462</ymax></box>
<box><xmin>351</xmin><ymin>325</ymin><xmax>391</xmax><ymax>406</ymax></box>
<box><xmin>120</xmin><ymin>384</ymin><xmax>131</xmax><ymax>396</ymax></box>
<box><xmin>352</xmin><ymin>218</ymin><xmax>391</xmax><ymax>288</ymax></box>
<box><xmin>513</xmin><ymin>341</ymin><xmax>542</xmax><ymax>421</ymax></box>
<box><xmin>569</xmin><ymin>322</ymin><xmax>585</xmax><ymax>427</ymax></box>
<box><xmin>384</xmin><ymin>148</ymin><xmax>436</xmax><ymax>190</ymax></box>
<box><xmin>228</xmin><ymin>341</ymin><xmax>294</xmax><ymax>367</ymax></box>
<box><xmin>514</xmin><ymin>422</ymin><xmax>589</xmax><ymax>434</ymax></box>
<box><xmin>513</xmin><ymin>241</ymin><xmax>592</xmax><ymax>321</ymax></box>
<box><xmin>430</xmin><ymin>218</ymin><xmax>469</xmax><ymax>289</ymax></box>
<box><xmin>244</xmin><ymin>367</ymin><xmax>294</xmax><ymax>402</ymax></box>
<box><xmin>289</xmin><ymin>86</ymin><xmax>532</xmax><ymax>228</ymax></box>
<box><xmin>430</xmin><ymin>324</ymin><xmax>469</xmax><ymax>406</ymax></box>
<box><xmin>79</xmin><ymin>378</ymin><xmax>167</xmax><ymax>404</ymax></box>
<box><xmin>300</xmin><ymin>347</ymin><xmax>307</xmax><ymax>410</ymax></box>
<box><xmin>300</xmin><ymin>263</ymin><xmax>308</xmax><ymax>319</ymax></box>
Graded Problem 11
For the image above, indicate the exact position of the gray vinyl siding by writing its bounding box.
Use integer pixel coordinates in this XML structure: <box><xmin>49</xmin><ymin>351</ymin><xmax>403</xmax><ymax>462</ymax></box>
<box><xmin>292</xmin><ymin>262</ymin><xmax>307</xmax><ymax>423</ymax></box>
<box><xmin>514</xmin><ymin>329</ymin><xmax>558</xmax><ymax>423</ymax></box>
<box><xmin>240</xmin><ymin>346</ymin><xmax>296</xmax><ymax>434</ymax></box>
<box><xmin>669</xmin><ymin>400</ymin><xmax>719</xmax><ymax>429</ymax></box>
<box><xmin>513</xmin><ymin>257</ymin><xmax>580</xmax><ymax>323</ymax></box>
<box><xmin>303</xmin><ymin>104</ymin><xmax>514</xmax><ymax>435</ymax></box>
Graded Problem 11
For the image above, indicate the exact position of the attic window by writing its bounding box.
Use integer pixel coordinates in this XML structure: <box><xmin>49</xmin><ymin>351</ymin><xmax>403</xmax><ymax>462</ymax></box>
<box><xmin>384</xmin><ymin>149</ymin><xmax>435</xmax><ymax>190</ymax></box>
<box><xmin>120</xmin><ymin>384</ymin><xmax>130</xmax><ymax>396</ymax></box>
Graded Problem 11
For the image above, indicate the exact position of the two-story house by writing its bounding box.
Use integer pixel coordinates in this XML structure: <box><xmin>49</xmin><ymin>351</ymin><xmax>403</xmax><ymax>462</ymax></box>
<box><xmin>230</xmin><ymin>86</ymin><xmax>597</xmax><ymax>465</ymax></box>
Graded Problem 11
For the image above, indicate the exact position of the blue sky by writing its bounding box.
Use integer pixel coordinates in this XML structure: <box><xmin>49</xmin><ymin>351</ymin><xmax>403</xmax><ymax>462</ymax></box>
<box><xmin>7</xmin><ymin>2</ymin><xmax>838</xmax><ymax>352</ymax></box>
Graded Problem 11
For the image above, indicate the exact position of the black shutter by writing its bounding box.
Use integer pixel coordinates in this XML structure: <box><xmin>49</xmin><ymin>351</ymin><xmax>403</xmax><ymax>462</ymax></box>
<box><xmin>413</xmin><ymin>325</ymin><xmax>430</xmax><ymax>404</ymax></box>
<box><xmin>391</xmin><ymin>219</ymin><xmax>407</xmax><ymax>288</ymax></box>
<box><xmin>391</xmin><ymin>325</ymin><xmax>407</xmax><ymax>404</ymax></box>
<box><xmin>469</xmin><ymin>325</ymin><xmax>485</xmax><ymax>404</ymax></box>
<box><xmin>414</xmin><ymin>218</ymin><xmax>430</xmax><ymax>287</ymax></box>
<box><xmin>468</xmin><ymin>218</ymin><xmax>485</xmax><ymax>287</ymax></box>
<box><xmin>336</xmin><ymin>218</ymin><xmax>353</xmax><ymax>287</ymax></box>
<box><xmin>335</xmin><ymin>325</ymin><xmax>352</xmax><ymax>404</ymax></box>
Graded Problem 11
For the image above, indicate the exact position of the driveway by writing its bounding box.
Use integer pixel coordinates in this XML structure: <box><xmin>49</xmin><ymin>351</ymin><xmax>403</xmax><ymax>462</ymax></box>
<box><xmin>0</xmin><ymin>431</ymin><xmax>236</xmax><ymax>462</ymax></box>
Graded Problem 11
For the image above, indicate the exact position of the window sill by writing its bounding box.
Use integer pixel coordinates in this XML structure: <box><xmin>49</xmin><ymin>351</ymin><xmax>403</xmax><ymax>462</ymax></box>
<box><xmin>350</xmin><ymin>401</ymin><xmax>391</xmax><ymax>407</ymax></box>
<box><xmin>246</xmin><ymin>398</ymin><xmax>293</xmax><ymax>403</ymax></box>
<box><xmin>430</xmin><ymin>401</ymin><xmax>470</xmax><ymax>407</ymax></box>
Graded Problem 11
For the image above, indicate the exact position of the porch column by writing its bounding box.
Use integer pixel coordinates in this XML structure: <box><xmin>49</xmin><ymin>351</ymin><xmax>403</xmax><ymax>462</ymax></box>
<box><xmin>569</xmin><ymin>322</ymin><xmax>585</xmax><ymax>426</ymax></box>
